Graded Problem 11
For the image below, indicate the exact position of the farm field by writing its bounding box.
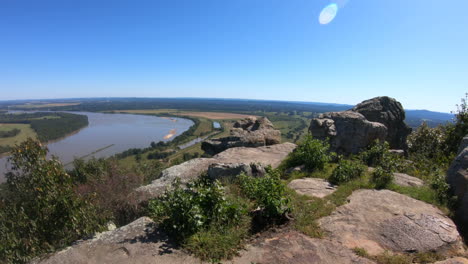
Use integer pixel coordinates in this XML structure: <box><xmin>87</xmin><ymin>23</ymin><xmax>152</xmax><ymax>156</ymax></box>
<box><xmin>0</xmin><ymin>124</ymin><xmax>37</xmax><ymax>148</ymax></box>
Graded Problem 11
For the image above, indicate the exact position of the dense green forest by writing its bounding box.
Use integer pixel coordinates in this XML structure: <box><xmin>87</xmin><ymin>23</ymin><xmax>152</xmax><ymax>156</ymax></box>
<box><xmin>0</xmin><ymin>112</ymin><xmax>88</xmax><ymax>142</ymax></box>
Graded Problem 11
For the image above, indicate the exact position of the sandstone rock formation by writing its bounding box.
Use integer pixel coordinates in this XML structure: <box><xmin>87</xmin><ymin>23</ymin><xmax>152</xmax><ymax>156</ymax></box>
<box><xmin>207</xmin><ymin>162</ymin><xmax>265</xmax><ymax>180</ymax></box>
<box><xmin>287</xmin><ymin>178</ymin><xmax>337</xmax><ymax>198</ymax></box>
<box><xmin>135</xmin><ymin>143</ymin><xmax>296</xmax><ymax>201</ymax></box>
<box><xmin>32</xmin><ymin>217</ymin><xmax>200</xmax><ymax>264</ymax></box>
<box><xmin>435</xmin><ymin>257</ymin><xmax>468</xmax><ymax>264</ymax></box>
<box><xmin>447</xmin><ymin>135</ymin><xmax>468</xmax><ymax>230</ymax></box>
<box><xmin>232</xmin><ymin>231</ymin><xmax>375</xmax><ymax>264</ymax></box>
<box><xmin>310</xmin><ymin>97</ymin><xmax>411</xmax><ymax>154</ymax></box>
<box><xmin>318</xmin><ymin>189</ymin><xmax>464</xmax><ymax>256</ymax></box>
<box><xmin>202</xmin><ymin>116</ymin><xmax>281</xmax><ymax>155</ymax></box>
<box><xmin>352</xmin><ymin>96</ymin><xmax>412</xmax><ymax>150</ymax></box>
<box><xmin>310</xmin><ymin>111</ymin><xmax>387</xmax><ymax>154</ymax></box>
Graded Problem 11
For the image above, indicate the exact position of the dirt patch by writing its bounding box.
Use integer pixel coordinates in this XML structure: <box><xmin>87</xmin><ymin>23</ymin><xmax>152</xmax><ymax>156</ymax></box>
<box><xmin>176</xmin><ymin>112</ymin><xmax>255</xmax><ymax>120</ymax></box>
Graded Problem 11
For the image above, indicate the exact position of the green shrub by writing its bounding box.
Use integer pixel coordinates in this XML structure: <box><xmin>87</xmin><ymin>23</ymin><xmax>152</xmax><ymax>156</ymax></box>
<box><xmin>329</xmin><ymin>159</ymin><xmax>365</xmax><ymax>185</ymax></box>
<box><xmin>360</xmin><ymin>140</ymin><xmax>390</xmax><ymax>167</ymax></box>
<box><xmin>238</xmin><ymin>168</ymin><xmax>291</xmax><ymax>220</ymax></box>
<box><xmin>0</xmin><ymin>138</ymin><xmax>105</xmax><ymax>263</ymax></box>
<box><xmin>430</xmin><ymin>173</ymin><xmax>455</xmax><ymax>206</ymax></box>
<box><xmin>147</xmin><ymin>176</ymin><xmax>245</xmax><ymax>242</ymax></box>
<box><xmin>286</xmin><ymin>134</ymin><xmax>331</xmax><ymax>171</ymax></box>
<box><xmin>371</xmin><ymin>166</ymin><xmax>394</xmax><ymax>189</ymax></box>
<box><xmin>407</xmin><ymin>122</ymin><xmax>451</xmax><ymax>165</ymax></box>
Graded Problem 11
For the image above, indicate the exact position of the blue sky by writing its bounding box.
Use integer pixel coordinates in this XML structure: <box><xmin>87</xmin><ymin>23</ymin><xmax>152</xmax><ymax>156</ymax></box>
<box><xmin>1</xmin><ymin>0</ymin><xmax>467</xmax><ymax>112</ymax></box>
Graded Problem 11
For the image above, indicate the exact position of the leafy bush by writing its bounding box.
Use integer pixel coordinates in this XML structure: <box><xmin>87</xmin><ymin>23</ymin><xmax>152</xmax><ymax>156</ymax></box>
<box><xmin>286</xmin><ymin>134</ymin><xmax>331</xmax><ymax>171</ymax></box>
<box><xmin>238</xmin><ymin>168</ymin><xmax>291</xmax><ymax>220</ymax></box>
<box><xmin>445</xmin><ymin>93</ymin><xmax>468</xmax><ymax>155</ymax></box>
<box><xmin>0</xmin><ymin>139</ymin><xmax>105</xmax><ymax>263</ymax></box>
<box><xmin>430</xmin><ymin>173</ymin><xmax>455</xmax><ymax>206</ymax></box>
<box><xmin>371</xmin><ymin>166</ymin><xmax>394</xmax><ymax>189</ymax></box>
<box><xmin>147</xmin><ymin>176</ymin><xmax>245</xmax><ymax>242</ymax></box>
<box><xmin>329</xmin><ymin>159</ymin><xmax>365</xmax><ymax>185</ymax></box>
<box><xmin>360</xmin><ymin>140</ymin><xmax>403</xmax><ymax>173</ymax></box>
<box><xmin>407</xmin><ymin>122</ymin><xmax>451</xmax><ymax>164</ymax></box>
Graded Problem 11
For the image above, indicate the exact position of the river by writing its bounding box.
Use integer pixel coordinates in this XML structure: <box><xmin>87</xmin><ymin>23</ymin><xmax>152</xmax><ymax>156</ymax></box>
<box><xmin>0</xmin><ymin>111</ymin><xmax>193</xmax><ymax>182</ymax></box>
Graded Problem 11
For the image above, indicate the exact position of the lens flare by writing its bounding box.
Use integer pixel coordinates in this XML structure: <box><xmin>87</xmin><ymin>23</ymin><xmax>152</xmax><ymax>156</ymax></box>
<box><xmin>319</xmin><ymin>3</ymin><xmax>338</xmax><ymax>25</ymax></box>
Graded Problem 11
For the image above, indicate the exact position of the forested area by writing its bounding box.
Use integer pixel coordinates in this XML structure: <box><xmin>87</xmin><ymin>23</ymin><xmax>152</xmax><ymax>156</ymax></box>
<box><xmin>0</xmin><ymin>112</ymin><xmax>88</xmax><ymax>142</ymax></box>
<box><xmin>0</xmin><ymin>128</ymin><xmax>20</xmax><ymax>138</ymax></box>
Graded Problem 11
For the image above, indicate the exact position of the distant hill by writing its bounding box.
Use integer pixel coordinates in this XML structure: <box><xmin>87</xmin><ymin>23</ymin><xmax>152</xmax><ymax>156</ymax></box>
<box><xmin>0</xmin><ymin>97</ymin><xmax>453</xmax><ymax>128</ymax></box>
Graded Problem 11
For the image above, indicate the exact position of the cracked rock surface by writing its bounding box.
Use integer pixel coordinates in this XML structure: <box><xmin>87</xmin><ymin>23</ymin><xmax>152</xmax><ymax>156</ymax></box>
<box><xmin>287</xmin><ymin>178</ymin><xmax>337</xmax><ymax>198</ymax></box>
<box><xmin>318</xmin><ymin>189</ymin><xmax>464</xmax><ymax>255</ymax></box>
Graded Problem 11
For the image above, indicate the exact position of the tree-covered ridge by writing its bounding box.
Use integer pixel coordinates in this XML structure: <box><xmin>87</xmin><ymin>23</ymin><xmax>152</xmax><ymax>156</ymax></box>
<box><xmin>0</xmin><ymin>112</ymin><xmax>88</xmax><ymax>142</ymax></box>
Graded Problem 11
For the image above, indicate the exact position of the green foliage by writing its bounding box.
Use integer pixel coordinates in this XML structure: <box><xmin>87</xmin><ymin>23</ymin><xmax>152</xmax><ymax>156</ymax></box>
<box><xmin>360</xmin><ymin>140</ymin><xmax>403</xmax><ymax>172</ymax></box>
<box><xmin>430</xmin><ymin>173</ymin><xmax>456</xmax><ymax>206</ymax></box>
<box><xmin>184</xmin><ymin>217</ymin><xmax>250</xmax><ymax>261</ymax></box>
<box><xmin>407</xmin><ymin>122</ymin><xmax>451</xmax><ymax>164</ymax></box>
<box><xmin>69</xmin><ymin>157</ymin><xmax>110</xmax><ymax>184</ymax></box>
<box><xmin>286</xmin><ymin>134</ymin><xmax>332</xmax><ymax>171</ymax></box>
<box><xmin>238</xmin><ymin>168</ymin><xmax>291</xmax><ymax>220</ymax></box>
<box><xmin>0</xmin><ymin>128</ymin><xmax>20</xmax><ymax>138</ymax></box>
<box><xmin>0</xmin><ymin>138</ymin><xmax>105</xmax><ymax>263</ymax></box>
<box><xmin>0</xmin><ymin>112</ymin><xmax>89</xmax><ymax>142</ymax></box>
<box><xmin>329</xmin><ymin>159</ymin><xmax>365</xmax><ymax>185</ymax></box>
<box><xmin>147</xmin><ymin>176</ymin><xmax>246</xmax><ymax>242</ymax></box>
<box><xmin>445</xmin><ymin>93</ymin><xmax>468</xmax><ymax>154</ymax></box>
<box><xmin>371</xmin><ymin>166</ymin><xmax>394</xmax><ymax>189</ymax></box>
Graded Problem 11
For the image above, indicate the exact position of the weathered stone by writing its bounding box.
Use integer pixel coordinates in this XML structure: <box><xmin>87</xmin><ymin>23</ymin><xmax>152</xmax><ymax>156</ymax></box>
<box><xmin>318</xmin><ymin>189</ymin><xmax>464</xmax><ymax>256</ymax></box>
<box><xmin>352</xmin><ymin>96</ymin><xmax>412</xmax><ymax>150</ymax></box>
<box><xmin>435</xmin><ymin>257</ymin><xmax>468</xmax><ymax>264</ymax></box>
<box><xmin>288</xmin><ymin>178</ymin><xmax>337</xmax><ymax>198</ymax></box>
<box><xmin>231</xmin><ymin>231</ymin><xmax>375</xmax><ymax>264</ymax></box>
<box><xmin>393</xmin><ymin>172</ymin><xmax>425</xmax><ymax>187</ymax></box>
<box><xmin>447</xmin><ymin>135</ymin><xmax>468</xmax><ymax>231</ymax></box>
<box><xmin>202</xmin><ymin>117</ymin><xmax>281</xmax><ymax>155</ymax></box>
<box><xmin>32</xmin><ymin>217</ymin><xmax>200</xmax><ymax>264</ymax></box>
<box><xmin>207</xmin><ymin>162</ymin><xmax>265</xmax><ymax>180</ymax></box>
<box><xmin>285</xmin><ymin>165</ymin><xmax>305</xmax><ymax>174</ymax></box>
<box><xmin>310</xmin><ymin>111</ymin><xmax>387</xmax><ymax>154</ymax></box>
<box><xmin>135</xmin><ymin>143</ymin><xmax>296</xmax><ymax>201</ymax></box>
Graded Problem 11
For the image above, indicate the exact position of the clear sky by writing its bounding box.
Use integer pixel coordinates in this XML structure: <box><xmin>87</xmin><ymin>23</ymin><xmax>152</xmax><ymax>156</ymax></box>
<box><xmin>1</xmin><ymin>0</ymin><xmax>467</xmax><ymax>112</ymax></box>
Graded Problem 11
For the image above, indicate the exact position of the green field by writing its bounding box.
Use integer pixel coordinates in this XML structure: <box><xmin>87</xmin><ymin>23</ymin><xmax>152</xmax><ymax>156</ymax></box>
<box><xmin>0</xmin><ymin>124</ymin><xmax>37</xmax><ymax>149</ymax></box>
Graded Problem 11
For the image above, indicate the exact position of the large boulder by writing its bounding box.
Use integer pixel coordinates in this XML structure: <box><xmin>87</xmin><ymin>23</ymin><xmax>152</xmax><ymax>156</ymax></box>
<box><xmin>287</xmin><ymin>178</ymin><xmax>337</xmax><ymax>198</ymax></box>
<box><xmin>207</xmin><ymin>163</ymin><xmax>266</xmax><ymax>180</ymax></box>
<box><xmin>135</xmin><ymin>143</ymin><xmax>296</xmax><ymax>201</ymax></box>
<box><xmin>447</xmin><ymin>135</ymin><xmax>468</xmax><ymax>230</ymax></box>
<box><xmin>232</xmin><ymin>231</ymin><xmax>374</xmax><ymax>264</ymax></box>
<box><xmin>310</xmin><ymin>97</ymin><xmax>411</xmax><ymax>155</ymax></box>
<box><xmin>32</xmin><ymin>217</ymin><xmax>200</xmax><ymax>264</ymax></box>
<box><xmin>202</xmin><ymin>117</ymin><xmax>281</xmax><ymax>155</ymax></box>
<box><xmin>352</xmin><ymin>96</ymin><xmax>412</xmax><ymax>150</ymax></box>
<box><xmin>309</xmin><ymin>111</ymin><xmax>387</xmax><ymax>154</ymax></box>
<box><xmin>318</xmin><ymin>190</ymin><xmax>464</xmax><ymax>256</ymax></box>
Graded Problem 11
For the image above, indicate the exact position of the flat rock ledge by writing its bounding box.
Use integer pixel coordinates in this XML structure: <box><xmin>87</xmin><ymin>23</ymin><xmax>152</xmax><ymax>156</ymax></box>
<box><xmin>318</xmin><ymin>189</ymin><xmax>465</xmax><ymax>256</ymax></box>
<box><xmin>288</xmin><ymin>178</ymin><xmax>337</xmax><ymax>198</ymax></box>
<box><xmin>435</xmin><ymin>257</ymin><xmax>468</xmax><ymax>264</ymax></box>
<box><xmin>135</xmin><ymin>143</ymin><xmax>296</xmax><ymax>201</ymax></box>
<box><xmin>32</xmin><ymin>217</ymin><xmax>200</xmax><ymax>264</ymax></box>
<box><xmin>231</xmin><ymin>231</ymin><xmax>375</xmax><ymax>264</ymax></box>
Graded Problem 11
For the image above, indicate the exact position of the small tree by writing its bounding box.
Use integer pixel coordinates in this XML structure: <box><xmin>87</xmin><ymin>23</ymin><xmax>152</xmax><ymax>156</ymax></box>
<box><xmin>286</xmin><ymin>134</ymin><xmax>332</xmax><ymax>171</ymax></box>
<box><xmin>0</xmin><ymin>138</ymin><xmax>105</xmax><ymax>263</ymax></box>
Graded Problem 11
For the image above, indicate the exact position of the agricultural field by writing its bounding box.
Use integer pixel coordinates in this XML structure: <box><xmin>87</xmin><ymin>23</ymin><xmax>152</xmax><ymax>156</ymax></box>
<box><xmin>0</xmin><ymin>124</ymin><xmax>37</xmax><ymax>152</ymax></box>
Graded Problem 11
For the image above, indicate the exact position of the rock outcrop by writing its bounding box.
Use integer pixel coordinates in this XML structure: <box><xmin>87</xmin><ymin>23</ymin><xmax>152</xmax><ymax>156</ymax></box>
<box><xmin>318</xmin><ymin>190</ymin><xmax>464</xmax><ymax>256</ymax></box>
<box><xmin>232</xmin><ymin>231</ymin><xmax>374</xmax><ymax>264</ymax></box>
<box><xmin>135</xmin><ymin>143</ymin><xmax>296</xmax><ymax>201</ymax></box>
<box><xmin>202</xmin><ymin>117</ymin><xmax>281</xmax><ymax>155</ymax></box>
<box><xmin>447</xmin><ymin>135</ymin><xmax>468</xmax><ymax>230</ymax></box>
<box><xmin>288</xmin><ymin>178</ymin><xmax>337</xmax><ymax>198</ymax></box>
<box><xmin>32</xmin><ymin>217</ymin><xmax>200</xmax><ymax>264</ymax></box>
<box><xmin>352</xmin><ymin>96</ymin><xmax>412</xmax><ymax>150</ymax></box>
<box><xmin>207</xmin><ymin>162</ymin><xmax>265</xmax><ymax>180</ymax></box>
<box><xmin>310</xmin><ymin>111</ymin><xmax>387</xmax><ymax>154</ymax></box>
<box><xmin>310</xmin><ymin>97</ymin><xmax>411</xmax><ymax>154</ymax></box>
